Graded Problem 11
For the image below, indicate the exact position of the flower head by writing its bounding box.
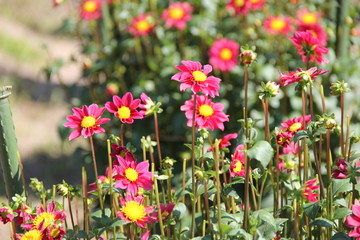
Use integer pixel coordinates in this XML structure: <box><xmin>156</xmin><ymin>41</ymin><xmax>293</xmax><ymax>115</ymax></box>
<box><xmin>0</xmin><ymin>206</ymin><xmax>14</xmax><ymax>224</ymax></box>
<box><xmin>345</xmin><ymin>204</ymin><xmax>360</xmax><ymax>238</ymax></box>
<box><xmin>20</xmin><ymin>230</ymin><xmax>43</xmax><ymax>240</ymax></box>
<box><xmin>105</xmin><ymin>92</ymin><xmax>144</xmax><ymax>124</ymax></box>
<box><xmin>264</xmin><ymin>16</ymin><xmax>292</xmax><ymax>35</ymax></box>
<box><xmin>117</xmin><ymin>194</ymin><xmax>157</xmax><ymax>228</ymax></box>
<box><xmin>249</xmin><ymin>0</ymin><xmax>266</xmax><ymax>10</ymax></box>
<box><xmin>161</xmin><ymin>2</ymin><xmax>193</xmax><ymax>30</ymax></box>
<box><xmin>240</xmin><ymin>48</ymin><xmax>257</xmax><ymax>65</ymax></box>
<box><xmin>209</xmin><ymin>38</ymin><xmax>240</xmax><ymax>72</ymax></box>
<box><xmin>154</xmin><ymin>203</ymin><xmax>175</xmax><ymax>222</ymax></box>
<box><xmin>279</xmin><ymin>67</ymin><xmax>328</xmax><ymax>87</ymax></box>
<box><xmin>302</xmin><ymin>178</ymin><xmax>319</xmax><ymax>202</ymax></box>
<box><xmin>80</xmin><ymin>0</ymin><xmax>102</xmax><ymax>20</ymax></box>
<box><xmin>332</xmin><ymin>158</ymin><xmax>349</xmax><ymax>179</ymax></box>
<box><xmin>290</xmin><ymin>30</ymin><xmax>329</xmax><ymax>64</ymax></box>
<box><xmin>171</xmin><ymin>61</ymin><xmax>221</xmax><ymax>97</ymax></box>
<box><xmin>226</xmin><ymin>0</ymin><xmax>251</xmax><ymax>15</ymax></box>
<box><xmin>207</xmin><ymin>133</ymin><xmax>238</xmax><ymax>152</ymax></box>
<box><xmin>276</xmin><ymin>131</ymin><xmax>293</xmax><ymax>147</ymax></box>
<box><xmin>230</xmin><ymin>145</ymin><xmax>247</xmax><ymax>177</ymax></box>
<box><xmin>128</xmin><ymin>14</ymin><xmax>155</xmax><ymax>37</ymax></box>
<box><xmin>139</xmin><ymin>93</ymin><xmax>162</xmax><ymax>116</ymax></box>
<box><xmin>297</xmin><ymin>23</ymin><xmax>328</xmax><ymax>46</ymax></box>
<box><xmin>258</xmin><ymin>81</ymin><xmax>280</xmax><ymax>99</ymax></box>
<box><xmin>64</xmin><ymin>104</ymin><xmax>110</xmax><ymax>141</ymax></box>
<box><xmin>297</xmin><ymin>9</ymin><xmax>320</xmax><ymax>25</ymax></box>
<box><xmin>110</xmin><ymin>144</ymin><xmax>136</xmax><ymax>161</ymax></box>
<box><xmin>180</xmin><ymin>95</ymin><xmax>229</xmax><ymax>131</ymax></box>
<box><xmin>280</xmin><ymin>115</ymin><xmax>311</xmax><ymax>136</ymax></box>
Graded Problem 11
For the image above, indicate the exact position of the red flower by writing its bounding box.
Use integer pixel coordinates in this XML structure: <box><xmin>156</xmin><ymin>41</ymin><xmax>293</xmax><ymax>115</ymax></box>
<box><xmin>171</xmin><ymin>60</ymin><xmax>221</xmax><ymax>98</ymax></box>
<box><xmin>0</xmin><ymin>206</ymin><xmax>14</xmax><ymax>224</ymax></box>
<box><xmin>332</xmin><ymin>158</ymin><xmax>349</xmax><ymax>179</ymax></box>
<box><xmin>226</xmin><ymin>0</ymin><xmax>251</xmax><ymax>15</ymax></box>
<box><xmin>161</xmin><ymin>2</ymin><xmax>193</xmax><ymax>30</ymax></box>
<box><xmin>290</xmin><ymin>30</ymin><xmax>329</xmax><ymax>64</ymax></box>
<box><xmin>279</xmin><ymin>67</ymin><xmax>328</xmax><ymax>86</ymax></box>
<box><xmin>209</xmin><ymin>38</ymin><xmax>240</xmax><ymax>72</ymax></box>
<box><xmin>207</xmin><ymin>133</ymin><xmax>238</xmax><ymax>152</ymax></box>
<box><xmin>297</xmin><ymin>23</ymin><xmax>328</xmax><ymax>46</ymax></box>
<box><xmin>154</xmin><ymin>203</ymin><xmax>175</xmax><ymax>222</ymax></box>
<box><xmin>346</xmin><ymin>204</ymin><xmax>360</xmax><ymax>239</ymax></box>
<box><xmin>64</xmin><ymin>104</ymin><xmax>110</xmax><ymax>141</ymax></box>
<box><xmin>280</xmin><ymin>115</ymin><xmax>311</xmax><ymax>137</ymax></box>
<box><xmin>180</xmin><ymin>95</ymin><xmax>229</xmax><ymax>131</ymax></box>
<box><xmin>302</xmin><ymin>178</ymin><xmax>319</xmax><ymax>202</ymax></box>
<box><xmin>230</xmin><ymin>145</ymin><xmax>247</xmax><ymax>177</ymax></box>
<box><xmin>80</xmin><ymin>0</ymin><xmax>102</xmax><ymax>20</ymax></box>
<box><xmin>105</xmin><ymin>92</ymin><xmax>144</xmax><ymax>124</ymax></box>
<box><xmin>264</xmin><ymin>16</ymin><xmax>292</xmax><ymax>36</ymax></box>
<box><xmin>276</xmin><ymin>131</ymin><xmax>293</xmax><ymax>147</ymax></box>
<box><xmin>128</xmin><ymin>14</ymin><xmax>155</xmax><ymax>37</ymax></box>
<box><xmin>110</xmin><ymin>144</ymin><xmax>136</xmax><ymax>161</ymax></box>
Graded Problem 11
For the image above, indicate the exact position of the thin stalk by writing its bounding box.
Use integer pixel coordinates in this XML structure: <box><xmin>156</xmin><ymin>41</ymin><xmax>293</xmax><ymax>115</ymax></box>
<box><xmin>294</xmin><ymin>199</ymin><xmax>299</xmax><ymax>240</ymax></box>
<box><xmin>107</xmin><ymin>139</ymin><xmax>116</xmax><ymax>236</ymax></box>
<box><xmin>309</xmin><ymin>82</ymin><xmax>314</xmax><ymax>119</ymax></box>
<box><xmin>312</xmin><ymin>142</ymin><xmax>325</xmax><ymax>199</ymax></box>
<box><xmin>120</xmin><ymin>124</ymin><xmax>125</xmax><ymax>146</ymax></box>
<box><xmin>274</xmin><ymin>145</ymin><xmax>280</xmax><ymax>214</ymax></box>
<box><xmin>244</xmin><ymin>65</ymin><xmax>249</xmax><ymax>139</ymax></box>
<box><xmin>67</xmin><ymin>194</ymin><xmax>75</xmax><ymax>230</ymax></box>
<box><xmin>257</xmin><ymin>171</ymin><xmax>269</xmax><ymax>209</ymax></box>
<box><xmin>154</xmin><ymin>174</ymin><xmax>165</xmax><ymax>237</ymax></box>
<box><xmin>191</xmin><ymin>94</ymin><xmax>197</xmax><ymax>238</ymax></box>
<box><xmin>82</xmin><ymin>168</ymin><xmax>90</xmax><ymax>240</ymax></box>
<box><xmin>214</xmin><ymin>140</ymin><xmax>223</xmax><ymax>240</ymax></box>
<box><xmin>17</xmin><ymin>153</ymin><xmax>28</xmax><ymax>203</ymax></box>
<box><xmin>263</xmin><ymin>99</ymin><xmax>270</xmax><ymax>142</ymax></box>
<box><xmin>340</xmin><ymin>92</ymin><xmax>345</xmax><ymax>156</ymax></box>
<box><xmin>179</xmin><ymin>158</ymin><xmax>187</xmax><ymax>239</ymax></box>
<box><xmin>89</xmin><ymin>136</ymin><xmax>99</xmax><ymax>181</ymax></box>
<box><xmin>344</xmin><ymin>116</ymin><xmax>351</xmax><ymax>160</ymax></box>
<box><xmin>154</xmin><ymin>112</ymin><xmax>163</xmax><ymax>168</ymax></box>
<box><xmin>243</xmin><ymin>145</ymin><xmax>251</xmax><ymax>229</ymax></box>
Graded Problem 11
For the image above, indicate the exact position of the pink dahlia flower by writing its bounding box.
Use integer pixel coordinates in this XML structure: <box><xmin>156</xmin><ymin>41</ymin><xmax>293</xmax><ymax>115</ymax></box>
<box><xmin>105</xmin><ymin>92</ymin><xmax>144</xmax><ymax>124</ymax></box>
<box><xmin>290</xmin><ymin>30</ymin><xmax>329</xmax><ymax>64</ymax></box>
<box><xmin>0</xmin><ymin>206</ymin><xmax>14</xmax><ymax>224</ymax></box>
<box><xmin>332</xmin><ymin>158</ymin><xmax>349</xmax><ymax>179</ymax></box>
<box><xmin>297</xmin><ymin>23</ymin><xmax>328</xmax><ymax>46</ymax></box>
<box><xmin>279</xmin><ymin>67</ymin><xmax>328</xmax><ymax>86</ymax></box>
<box><xmin>113</xmin><ymin>157</ymin><xmax>153</xmax><ymax>195</ymax></box>
<box><xmin>207</xmin><ymin>133</ymin><xmax>238</xmax><ymax>152</ymax></box>
<box><xmin>209</xmin><ymin>38</ymin><xmax>240</xmax><ymax>72</ymax></box>
<box><xmin>128</xmin><ymin>14</ymin><xmax>155</xmax><ymax>37</ymax></box>
<box><xmin>161</xmin><ymin>2</ymin><xmax>193</xmax><ymax>30</ymax></box>
<box><xmin>302</xmin><ymin>178</ymin><xmax>319</xmax><ymax>202</ymax></box>
<box><xmin>280</xmin><ymin>115</ymin><xmax>311</xmax><ymax>136</ymax></box>
<box><xmin>276</xmin><ymin>131</ymin><xmax>293</xmax><ymax>147</ymax></box>
<box><xmin>249</xmin><ymin>0</ymin><xmax>266</xmax><ymax>10</ymax></box>
<box><xmin>282</xmin><ymin>141</ymin><xmax>299</xmax><ymax>155</ymax></box>
<box><xmin>264</xmin><ymin>16</ymin><xmax>292</xmax><ymax>36</ymax></box>
<box><xmin>80</xmin><ymin>0</ymin><xmax>102</xmax><ymax>20</ymax></box>
<box><xmin>230</xmin><ymin>145</ymin><xmax>247</xmax><ymax>177</ymax></box>
<box><xmin>64</xmin><ymin>104</ymin><xmax>110</xmax><ymax>141</ymax></box>
<box><xmin>117</xmin><ymin>194</ymin><xmax>157</xmax><ymax>229</ymax></box>
<box><xmin>180</xmin><ymin>95</ymin><xmax>229</xmax><ymax>131</ymax></box>
<box><xmin>154</xmin><ymin>203</ymin><xmax>175</xmax><ymax>222</ymax></box>
<box><xmin>226</xmin><ymin>0</ymin><xmax>251</xmax><ymax>15</ymax></box>
<box><xmin>171</xmin><ymin>60</ymin><xmax>221</xmax><ymax>97</ymax></box>
<box><xmin>346</xmin><ymin>204</ymin><xmax>360</xmax><ymax>239</ymax></box>
<box><xmin>297</xmin><ymin>9</ymin><xmax>320</xmax><ymax>26</ymax></box>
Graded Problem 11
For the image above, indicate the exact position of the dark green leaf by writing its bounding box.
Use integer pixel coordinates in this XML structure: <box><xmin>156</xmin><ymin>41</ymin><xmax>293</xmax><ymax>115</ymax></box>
<box><xmin>333</xmin><ymin>208</ymin><xmax>352</xmax><ymax>219</ymax></box>
<box><xmin>223</xmin><ymin>186</ymin><xmax>240</xmax><ymax>199</ymax></box>
<box><xmin>332</xmin><ymin>178</ymin><xmax>352</xmax><ymax>195</ymax></box>
<box><xmin>303</xmin><ymin>201</ymin><xmax>321</xmax><ymax>219</ymax></box>
<box><xmin>294</xmin><ymin>130</ymin><xmax>308</xmax><ymax>143</ymax></box>
<box><xmin>247</xmin><ymin>141</ymin><xmax>274</xmax><ymax>168</ymax></box>
<box><xmin>309</xmin><ymin>218</ymin><xmax>334</xmax><ymax>227</ymax></box>
<box><xmin>330</xmin><ymin>232</ymin><xmax>351</xmax><ymax>240</ymax></box>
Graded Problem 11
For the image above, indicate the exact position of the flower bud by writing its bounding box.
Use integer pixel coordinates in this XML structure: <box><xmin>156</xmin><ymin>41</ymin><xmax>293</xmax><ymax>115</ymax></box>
<box><xmin>240</xmin><ymin>49</ymin><xmax>257</xmax><ymax>65</ymax></box>
<box><xmin>194</xmin><ymin>170</ymin><xmax>204</xmax><ymax>181</ymax></box>
<box><xmin>330</xmin><ymin>80</ymin><xmax>350</xmax><ymax>96</ymax></box>
<box><xmin>258</xmin><ymin>81</ymin><xmax>280</xmax><ymax>99</ymax></box>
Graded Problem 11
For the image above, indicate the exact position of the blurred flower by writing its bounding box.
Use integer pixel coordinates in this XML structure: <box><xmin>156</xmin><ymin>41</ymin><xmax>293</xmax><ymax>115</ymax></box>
<box><xmin>141</xmin><ymin>231</ymin><xmax>151</xmax><ymax>240</ymax></box>
<box><xmin>53</xmin><ymin>0</ymin><xmax>65</xmax><ymax>7</ymax></box>
<box><xmin>0</xmin><ymin>206</ymin><xmax>14</xmax><ymax>224</ymax></box>
<box><xmin>264</xmin><ymin>16</ymin><xmax>292</xmax><ymax>35</ymax></box>
<box><xmin>171</xmin><ymin>60</ymin><xmax>221</xmax><ymax>98</ymax></box>
<box><xmin>332</xmin><ymin>158</ymin><xmax>349</xmax><ymax>179</ymax></box>
<box><xmin>113</xmin><ymin>157</ymin><xmax>153</xmax><ymax>195</ymax></box>
<box><xmin>117</xmin><ymin>194</ymin><xmax>157</xmax><ymax>229</ymax></box>
<box><xmin>345</xmin><ymin>204</ymin><xmax>360</xmax><ymax>238</ymax></box>
<box><xmin>279</xmin><ymin>67</ymin><xmax>328</xmax><ymax>86</ymax></box>
<box><xmin>105</xmin><ymin>82</ymin><xmax>119</xmax><ymax>96</ymax></box>
<box><xmin>80</xmin><ymin>0</ymin><xmax>102</xmax><ymax>20</ymax></box>
<box><xmin>226</xmin><ymin>0</ymin><xmax>251</xmax><ymax>15</ymax></box>
<box><xmin>258</xmin><ymin>81</ymin><xmax>280</xmax><ymax>99</ymax></box>
<box><xmin>302</xmin><ymin>178</ymin><xmax>319</xmax><ymax>202</ymax></box>
<box><xmin>110</xmin><ymin>144</ymin><xmax>136</xmax><ymax>161</ymax></box>
<box><xmin>128</xmin><ymin>14</ymin><xmax>155</xmax><ymax>37</ymax></box>
<box><xmin>297</xmin><ymin>23</ymin><xmax>328</xmax><ymax>46</ymax></box>
<box><xmin>19</xmin><ymin>230</ymin><xmax>43</xmax><ymax>240</ymax></box>
<box><xmin>154</xmin><ymin>203</ymin><xmax>175</xmax><ymax>221</ymax></box>
<box><xmin>207</xmin><ymin>133</ymin><xmax>238</xmax><ymax>152</ymax></box>
<box><xmin>209</xmin><ymin>38</ymin><xmax>240</xmax><ymax>72</ymax></box>
<box><xmin>105</xmin><ymin>92</ymin><xmax>144</xmax><ymax>124</ymax></box>
<box><xmin>297</xmin><ymin>9</ymin><xmax>320</xmax><ymax>25</ymax></box>
<box><xmin>240</xmin><ymin>48</ymin><xmax>257</xmax><ymax>65</ymax></box>
<box><xmin>280</xmin><ymin>115</ymin><xmax>311</xmax><ymax>136</ymax></box>
<box><xmin>230</xmin><ymin>145</ymin><xmax>247</xmax><ymax>177</ymax></box>
<box><xmin>249</xmin><ymin>0</ymin><xmax>266</xmax><ymax>10</ymax></box>
<box><xmin>161</xmin><ymin>2</ymin><xmax>193</xmax><ymax>30</ymax></box>
<box><xmin>290</xmin><ymin>30</ymin><xmax>329</xmax><ymax>64</ymax></box>
<box><xmin>180</xmin><ymin>95</ymin><xmax>229</xmax><ymax>131</ymax></box>
<box><xmin>330</xmin><ymin>80</ymin><xmax>351</xmax><ymax>96</ymax></box>
<box><xmin>88</xmin><ymin>168</ymin><xmax>112</xmax><ymax>193</ymax></box>
<box><xmin>64</xmin><ymin>104</ymin><xmax>110</xmax><ymax>141</ymax></box>
<box><xmin>283</xmin><ymin>141</ymin><xmax>299</xmax><ymax>155</ymax></box>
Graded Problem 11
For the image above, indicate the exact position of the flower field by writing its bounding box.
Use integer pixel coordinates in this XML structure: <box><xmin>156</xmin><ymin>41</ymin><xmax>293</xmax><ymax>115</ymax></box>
<box><xmin>1</xmin><ymin>0</ymin><xmax>360</xmax><ymax>239</ymax></box>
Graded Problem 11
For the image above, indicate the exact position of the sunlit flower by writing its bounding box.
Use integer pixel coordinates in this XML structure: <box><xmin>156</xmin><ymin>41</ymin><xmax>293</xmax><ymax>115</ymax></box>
<box><xmin>117</xmin><ymin>194</ymin><xmax>157</xmax><ymax>228</ymax></box>
<box><xmin>105</xmin><ymin>92</ymin><xmax>144</xmax><ymax>124</ymax></box>
<box><xmin>154</xmin><ymin>203</ymin><xmax>175</xmax><ymax>221</ymax></box>
<box><xmin>264</xmin><ymin>16</ymin><xmax>292</xmax><ymax>35</ymax></box>
<box><xmin>297</xmin><ymin>9</ymin><xmax>320</xmax><ymax>25</ymax></box>
<box><xmin>279</xmin><ymin>67</ymin><xmax>328</xmax><ymax>86</ymax></box>
<box><xmin>113</xmin><ymin>157</ymin><xmax>153</xmax><ymax>195</ymax></box>
<box><xmin>20</xmin><ymin>230</ymin><xmax>43</xmax><ymax>240</ymax></box>
<box><xmin>302</xmin><ymin>178</ymin><xmax>319</xmax><ymax>202</ymax></box>
<box><xmin>64</xmin><ymin>104</ymin><xmax>110</xmax><ymax>141</ymax></box>
<box><xmin>280</xmin><ymin>115</ymin><xmax>311</xmax><ymax>136</ymax></box>
<box><xmin>171</xmin><ymin>60</ymin><xmax>221</xmax><ymax>98</ymax></box>
<box><xmin>276</xmin><ymin>131</ymin><xmax>293</xmax><ymax>147</ymax></box>
<box><xmin>0</xmin><ymin>206</ymin><xmax>14</xmax><ymax>224</ymax></box>
<box><xmin>209</xmin><ymin>38</ymin><xmax>240</xmax><ymax>72</ymax></box>
<box><xmin>161</xmin><ymin>2</ymin><xmax>193</xmax><ymax>30</ymax></box>
<box><xmin>180</xmin><ymin>95</ymin><xmax>229</xmax><ymax>131</ymax></box>
<box><xmin>226</xmin><ymin>0</ymin><xmax>251</xmax><ymax>15</ymax></box>
<box><xmin>249</xmin><ymin>0</ymin><xmax>266</xmax><ymax>10</ymax></box>
<box><xmin>297</xmin><ymin>23</ymin><xmax>328</xmax><ymax>46</ymax></box>
<box><xmin>207</xmin><ymin>133</ymin><xmax>238</xmax><ymax>152</ymax></box>
<box><xmin>230</xmin><ymin>145</ymin><xmax>247</xmax><ymax>177</ymax></box>
<box><xmin>128</xmin><ymin>14</ymin><xmax>155</xmax><ymax>37</ymax></box>
<box><xmin>345</xmin><ymin>204</ymin><xmax>360</xmax><ymax>239</ymax></box>
<box><xmin>332</xmin><ymin>158</ymin><xmax>349</xmax><ymax>179</ymax></box>
<box><xmin>290</xmin><ymin>30</ymin><xmax>329</xmax><ymax>64</ymax></box>
<box><xmin>80</xmin><ymin>0</ymin><xmax>102</xmax><ymax>20</ymax></box>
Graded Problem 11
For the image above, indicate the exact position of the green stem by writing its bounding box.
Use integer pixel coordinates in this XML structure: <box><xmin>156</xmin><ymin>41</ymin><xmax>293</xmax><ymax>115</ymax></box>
<box><xmin>154</xmin><ymin>112</ymin><xmax>163</xmax><ymax>168</ymax></box>
<box><xmin>214</xmin><ymin>140</ymin><xmax>223</xmax><ymax>240</ymax></box>
<box><xmin>89</xmin><ymin>136</ymin><xmax>99</xmax><ymax>181</ymax></box>
<box><xmin>154</xmin><ymin>174</ymin><xmax>165</xmax><ymax>237</ymax></box>
<box><xmin>191</xmin><ymin>94</ymin><xmax>197</xmax><ymax>238</ymax></box>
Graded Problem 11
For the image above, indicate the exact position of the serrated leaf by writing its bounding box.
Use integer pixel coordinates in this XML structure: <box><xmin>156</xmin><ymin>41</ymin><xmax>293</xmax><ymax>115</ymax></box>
<box><xmin>247</xmin><ymin>141</ymin><xmax>274</xmax><ymax>168</ymax></box>
<box><xmin>333</xmin><ymin>208</ymin><xmax>352</xmax><ymax>219</ymax></box>
<box><xmin>332</xmin><ymin>178</ymin><xmax>352</xmax><ymax>195</ymax></box>
<box><xmin>309</xmin><ymin>218</ymin><xmax>334</xmax><ymax>227</ymax></box>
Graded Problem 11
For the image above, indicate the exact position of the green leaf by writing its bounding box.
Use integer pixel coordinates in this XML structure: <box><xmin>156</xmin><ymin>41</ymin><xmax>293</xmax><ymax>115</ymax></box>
<box><xmin>253</xmin><ymin>210</ymin><xmax>277</xmax><ymax>232</ymax></box>
<box><xmin>309</xmin><ymin>218</ymin><xmax>335</xmax><ymax>227</ymax></box>
<box><xmin>331</xmin><ymin>232</ymin><xmax>351</xmax><ymax>240</ymax></box>
<box><xmin>173</xmin><ymin>202</ymin><xmax>187</xmax><ymax>220</ymax></box>
<box><xmin>333</xmin><ymin>208</ymin><xmax>352</xmax><ymax>219</ymax></box>
<box><xmin>303</xmin><ymin>201</ymin><xmax>321</xmax><ymax>219</ymax></box>
<box><xmin>332</xmin><ymin>178</ymin><xmax>352</xmax><ymax>195</ymax></box>
<box><xmin>247</xmin><ymin>141</ymin><xmax>274</xmax><ymax>168</ymax></box>
<box><xmin>294</xmin><ymin>130</ymin><xmax>308</xmax><ymax>143</ymax></box>
<box><xmin>223</xmin><ymin>186</ymin><xmax>240</xmax><ymax>199</ymax></box>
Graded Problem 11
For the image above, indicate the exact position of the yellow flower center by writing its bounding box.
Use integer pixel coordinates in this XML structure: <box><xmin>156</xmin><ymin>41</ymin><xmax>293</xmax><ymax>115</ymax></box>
<box><xmin>270</xmin><ymin>18</ymin><xmax>286</xmax><ymax>31</ymax></box>
<box><xmin>83</xmin><ymin>1</ymin><xmax>98</xmax><ymax>13</ymax></box>
<box><xmin>250</xmin><ymin>0</ymin><xmax>260</xmax><ymax>3</ymax></box>
<box><xmin>289</xmin><ymin>122</ymin><xmax>302</xmax><ymax>132</ymax></box>
<box><xmin>81</xmin><ymin>116</ymin><xmax>96</xmax><ymax>128</ymax></box>
<box><xmin>233</xmin><ymin>160</ymin><xmax>243</xmax><ymax>173</ymax></box>
<box><xmin>121</xmin><ymin>201</ymin><xmax>146</xmax><ymax>222</ymax></box>
<box><xmin>118</xmin><ymin>106</ymin><xmax>131</xmax><ymax>119</ymax></box>
<box><xmin>50</xmin><ymin>228</ymin><xmax>61</xmax><ymax>238</ymax></box>
<box><xmin>301</xmin><ymin>13</ymin><xmax>317</xmax><ymax>24</ymax></box>
<box><xmin>20</xmin><ymin>230</ymin><xmax>43</xmax><ymax>240</ymax></box>
<box><xmin>310</xmin><ymin>30</ymin><xmax>318</xmax><ymax>38</ymax></box>
<box><xmin>169</xmin><ymin>7</ymin><xmax>184</xmax><ymax>19</ymax></box>
<box><xmin>33</xmin><ymin>212</ymin><xmax>55</xmax><ymax>230</ymax></box>
<box><xmin>192</xmin><ymin>71</ymin><xmax>207</xmax><ymax>82</ymax></box>
<box><xmin>234</xmin><ymin>0</ymin><xmax>245</xmax><ymax>7</ymax></box>
<box><xmin>125</xmin><ymin>168</ymin><xmax>139</xmax><ymax>182</ymax></box>
<box><xmin>220</xmin><ymin>48</ymin><xmax>233</xmax><ymax>61</ymax></box>
<box><xmin>198</xmin><ymin>104</ymin><xmax>214</xmax><ymax>117</ymax></box>
<box><xmin>136</xmin><ymin>20</ymin><xmax>151</xmax><ymax>32</ymax></box>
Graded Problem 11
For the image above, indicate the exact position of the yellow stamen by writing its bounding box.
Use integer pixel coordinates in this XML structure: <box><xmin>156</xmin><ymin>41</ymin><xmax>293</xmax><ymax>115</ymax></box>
<box><xmin>169</xmin><ymin>7</ymin><xmax>184</xmax><ymax>19</ymax></box>
<box><xmin>83</xmin><ymin>1</ymin><xmax>98</xmax><ymax>13</ymax></box>
<box><xmin>289</xmin><ymin>122</ymin><xmax>302</xmax><ymax>132</ymax></box>
<box><xmin>125</xmin><ymin>168</ymin><xmax>139</xmax><ymax>182</ymax></box>
<box><xmin>118</xmin><ymin>106</ymin><xmax>131</xmax><ymax>119</ymax></box>
<box><xmin>233</xmin><ymin>160</ymin><xmax>243</xmax><ymax>173</ymax></box>
<box><xmin>81</xmin><ymin>116</ymin><xmax>96</xmax><ymax>128</ymax></box>
<box><xmin>192</xmin><ymin>71</ymin><xmax>207</xmax><ymax>82</ymax></box>
<box><xmin>121</xmin><ymin>201</ymin><xmax>146</xmax><ymax>222</ymax></box>
<box><xmin>136</xmin><ymin>20</ymin><xmax>150</xmax><ymax>32</ymax></box>
<box><xmin>310</xmin><ymin>30</ymin><xmax>318</xmax><ymax>38</ymax></box>
<box><xmin>198</xmin><ymin>104</ymin><xmax>214</xmax><ymax>117</ymax></box>
<box><xmin>220</xmin><ymin>48</ymin><xmax>233</xmax><ymax>61</ymax></box>
<box><xmin>301</xmin><ymin>13</ymin><xmax>317</xmax><ymax>25</ymax></box>
<box><xmin>20</xmin><ymin>230</ymin><xmax>43</xmax><ymax>240</ymax></box>
<box><xmin>270</xmin><ymin>18</ymin><xmax>286</xmax><ymax>31</ymax></box>
<box><xmin>234</xmin><ymin>0</ymin><xmax>245</xmax><ymax>7</ymax></box>
<box><xmin>250</xmin><ymin>0</ymin><xmax>260</xmax><ymax>3</ymax></box>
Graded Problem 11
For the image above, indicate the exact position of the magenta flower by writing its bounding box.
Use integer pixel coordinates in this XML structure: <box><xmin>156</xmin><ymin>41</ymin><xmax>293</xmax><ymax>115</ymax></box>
<box><xmin>290</xmin><ymin>30</ymin><xmax>329</xmax><ymax>64</ymax></box>
<box><xmin>128</xmin><ymin>14</ymin><xmax>155</xmax><ymax>37</ymax></box>
<box><xmin>297</xmin><ymin>23</ymin><xmax>328</xmax><ymax>46</ymax></box>
<box><xmin>280</xmin><ymin>115</ymin><xmax>311</xmax><ymax>136</ymax></box>
<box><xmin>279</xmin><ymin>67</ymin><xmax>328</xmax><ymax>86</ymax></box>
<box><xmin>296</xmin><ymin>9</ymin><xmax>320</xmax><ymax>26</ymax></box>
<box><xmin>332</xmin><ymin>158</ymin><xmax>349</xmax><ymax>179</ymax></box>
<box><xmin>154</xmin><ymin>203</ymin><xmax>175</xmax><ymax>222</ymax></box>
<box><xmin>207</xmin><ymin>133</ymin><xmax>238</xmax><ymax>152</ymax></box>
<box><xmin>117</xmin><ymin>194</ymin><xmax>157</xmax><ymax>229</ymax></box>
<box><xmin>113</xmin><ymin>157</ymin><xmax>153</xmax><ymax>195</ymax></box>
<box><xmin>80</xmin><ymin>0</ymin><xmax>102</xmax><ymax>20</ymax></box>
<box><xmin>226</xmin><ymin>0</ymin><xmax>251</xmax><ymax>15</ymax></box>
<box><xmin>171</xmin><ymin>60</ymin><xmax>221</xmax><ymax>98</ymax></box>
<box><xmin>105</xmin><ymin>92</ymin><xmax>144</xmax><ymax>124</ymax></box>
<box><xmin>161</xmin><ymin>2</ymin><xmax>193</xmax><ymax>30</ymax></box>
<box><xmin>264</xmin><ymin>16</ymin><xmax>292</xmax><ymax>36</ymax></box>
<box><xmin>249</xmin><ymin>0</ymin><xmax>266</xmax><ymax>10</ymax></box>
<box><xmin>230</xmin><ymin>145</ymin><xmax>247</xmax><ymax>177</ymax></box>
<box><xmin>64</xmin><ymin>104</ymin><xmax>110</xmax><ymax>141</ymax></box>
<box><xmin>302</xmin><ymin>178</ymin><xmax>319</xmax><ymax>202</ymax></box>
<box><xmin>209</xmin><ymin>38</ymin><xmax>240</xmax><ymax>72</ymax></box>
<box><xmin>346</xmin><ymin>204</ymin><xmax>360</xmax><ymax>239</ymax></box>
<box><xmin>110</xmin><ymin>144</ymin><xmax>136</xmax><ymax>162</ymax></box>
<box><xmin>0</xmin><ymin>206</ymin><xmax>14</xmax><ymax>224</ymax></box>
<box><xmin>180</xmin><ymin>95</ymin><xmax>229</xmax><ymax>131</ymax></box>
<box><xmin>282</xmin><ymin>141</ymin><xmax>299</xmax><ymax>155</ymax></box>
